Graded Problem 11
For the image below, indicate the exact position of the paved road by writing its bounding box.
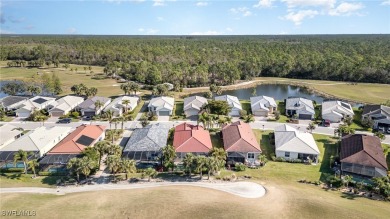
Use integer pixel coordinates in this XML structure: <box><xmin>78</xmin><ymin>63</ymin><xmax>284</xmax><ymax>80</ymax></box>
<box><xmin>1</xmin><ymin>120</ymin><xmax>389</xmax><ymax>144</ymax></box>
<box><xmin>0</xmin><ymin>181</ymin><xmax>266</xmax><ymax>199</ymax></box>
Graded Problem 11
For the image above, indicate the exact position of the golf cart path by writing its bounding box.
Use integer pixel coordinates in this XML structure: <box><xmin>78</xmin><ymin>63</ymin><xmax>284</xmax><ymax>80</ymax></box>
<box><xmin>0</xmin><ymin>181</ymin><xmax>266</xmax><ymax>199</ymax></box>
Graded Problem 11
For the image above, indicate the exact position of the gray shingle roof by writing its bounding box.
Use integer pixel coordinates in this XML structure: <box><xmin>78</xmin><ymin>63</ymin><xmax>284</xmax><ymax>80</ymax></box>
<box><xmin>0</xmin><ymin>96</ymin><xmax>28</xmax><ymax>108</ymax></box>
<box><xmin>285</xmin><ymin>97</ymin><xmax>315</xmax><ymax>114</ymax></box>
<box><xmin>124</xmin><ymin>123</ymin><xmax>170</xmax><ymax>152</ymax></box>
<box><xmin>78</xmin><ymin>96</ymin><xmax>111</xmax><ymax>110</ymax></box>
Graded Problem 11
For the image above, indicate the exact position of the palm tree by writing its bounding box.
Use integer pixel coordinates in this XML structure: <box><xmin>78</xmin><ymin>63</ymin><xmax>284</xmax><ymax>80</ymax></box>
<box><xmin>307</xmin><ymin>122</ymin><xmax>316</xmax><ymax>133</ymax></box>
<box><xmin>13</xmin><ymin>150</ymin><xmax>31</xmax><ymax>174</ymax></box>
<box><xmin>131</xmin><ymin>82</ymin><xmax>140</xmax><ymax>95</ymax></box>
<box><xmin>121</xmin><ymin>159</ymin><xmax>136</xmax><ymax>180</ymax></box>
<box><xmin>225</xmin><ymin>116</ymin><xmax>233</xmax><ymax>124</ymax></box>
<box><xmin>258</xmin><ymin>154</ymin><xmax>268</xmax><ymax>166</ymax></box>
<box><xmin>27</xmin><ymin>159</ymin><xmax>39</xmax><ymax>178</ymax></box>
<box><xmin>205</xmin><ymin>157</ymin><xmax>219</xmax><ymax>180</ymax></box>
<box><xmin>80</xmin><ymin>156</ymin><xmax>96</xmax><ymax>180</ymax></box>
<box><xmin>209</xmin><ymin>148</ymin><xmax>227</xmax><ymax>169</ymax></box>
<box><xmin>183</xmin><ymin>153</ymin><xmax>195</xmax><ymax>177</ymax></box>
<box><xmin>94</xmin><ymin>140</ymin><xmax>111</xmax><ymax>169</ymax></box>
<box><xmin>67</xmin><ymin>158</ymin><xmax>83</xmax><ymax>182</ymax></box>
<box><xmin>94</xmin><ymin>100</ymin><xmax>104</xmax><ymax>115</ymax></box>
<box><xmin>122</xmin><ymin>99</ymin><xmax>130</xmax><ymax>114</ymax></box>
<box><xmin>105</xmin><ymin>110</ymin><xmax>115</xmax><ymax>129</ymax></box>
<box><xmin>243</xmin><ymin>114</ymin><xmax>255</xmax><ymax>123</ymax></box>
<box><xmin>107</xmin><ymin>144</ymin><xmax>122</xmax><ymax>156</ymax></box>
<box><xmin>117</xmin><ymin>116</ymin><xmax>125</xmax><ymax>130</ymax></box>
<box><xmin>343</xmin><ymin>175</ymin><xmax>353</xmax><ymax>188</ymax></box>
<box><xmin>194</xmin><ymin>156</ymin><xmax>207</xmax><ymax>179</ymax></box>
<box><xmin>142</xmin><ymin>167</ymin><xmax>158</xmax><ymax>182</ymax></box>
<box><xmin>198</xmin><ymin>112</ymin><xmax>208</xmax><ymax>128</ymax></box>
<box><xmin>162</xmin><ymin>144</ymin><xmax>176</xmax><ymax>171</ymax></box>
<box><xmin>105</xmin><ymin>155</ymin><xmax>122</xmax><ymax>180</ymax></box>
<box><xmin>120</xmin><ymin>83</ymin><xmax>130</xmax><ymax>95</ymax></box>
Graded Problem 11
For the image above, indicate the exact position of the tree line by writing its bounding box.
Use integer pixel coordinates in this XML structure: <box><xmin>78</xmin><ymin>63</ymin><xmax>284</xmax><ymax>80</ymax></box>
<box><xmin>1</xmin><ymin>35</ymin><xmax>389</xmax><ymax>85</ymax></box>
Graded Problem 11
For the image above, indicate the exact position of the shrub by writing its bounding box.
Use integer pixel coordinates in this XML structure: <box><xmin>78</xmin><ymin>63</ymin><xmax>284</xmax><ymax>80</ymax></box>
<box><xmin>274</xmin><ymin>111</ymin><xmax>280</xmax><ymax>120</ymax></box>
<box><xmin>0</xmin><ymin>168</ymin><xmax>24</xmax><ymax>173</ymax></box>
<box><xmin>239</xmin><ymin>110</ymin><xmax>247</xmax><ymax>118</ymax></box>
<box><xmin>71</xmin><ymin>111</ymin><xmax>79</xmax><ymax>118</ymax></box>
<box><xmin>325</xmin><ymin>175</ymin><xmax>342</xmax><ymax>188</ymax></box>
<box><xmin>234</xmin><ymin>163</ymin><xmax>246</xmax><ymax>171</ymax></box>
<box><xmin>275</xmin><ymin>157</ymin><xmax>286</xmax><ymax>162</ymax></box>
<box><xmin>38</xmin><ymin>171</ymin><xmax>67</xmax><ymax>176</ymax></box>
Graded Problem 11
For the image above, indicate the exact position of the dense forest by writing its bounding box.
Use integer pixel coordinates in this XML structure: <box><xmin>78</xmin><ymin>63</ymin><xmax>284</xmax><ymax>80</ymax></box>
<box><xmin>1</xmin><ymin>35</ymin><xmax>390</xmax><ymax>86</ymax></box>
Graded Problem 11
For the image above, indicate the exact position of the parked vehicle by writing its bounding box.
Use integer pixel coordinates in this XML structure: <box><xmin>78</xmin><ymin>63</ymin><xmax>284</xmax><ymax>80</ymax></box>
<box><xmin>57</xmin><ymin>118</ymin><xmax>71</xmax><ymax>123</ymax></box>
<box><xmin>322</xmin><ymin>119</ymin><xmax>331</xmax><ymax>127</ymax></box>
<box><xmin>387</xmin><ymin>127</ymin><xmax>390</xmax><ymax>134</ymax></box>
<box><xmin>82</xmin><ymin>116</ymin><xmax>92</xmax><ymax>121</ymax></box>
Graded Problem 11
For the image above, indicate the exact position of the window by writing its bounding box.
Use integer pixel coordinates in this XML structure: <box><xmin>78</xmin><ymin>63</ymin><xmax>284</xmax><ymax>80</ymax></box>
<box><xmin>247</xmin><ymin>153</ymin><xmax>255</xmax><ymax>159</ymax></box>
<box><xmin>285</xmin><ymin>152</ymin><xmax>290</xmax><ymax>158</ymax></box>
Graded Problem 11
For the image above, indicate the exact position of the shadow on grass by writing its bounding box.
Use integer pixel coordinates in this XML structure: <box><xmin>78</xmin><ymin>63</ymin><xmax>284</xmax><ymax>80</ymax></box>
<box><xmin>340</xmin><ymin>193</ymin><xmax>358</xmax><ymax>200</ymax></box>
<box><xmin>41</xmin><ymin>176</ymin><xmax>64</xmax><ymax>185</ymax></box>
<box><xmin>318</xmin><ymin>138</ymin><xmax>338</xmax><ymax>182</ymax></box>
<box><xmin>155</xmin><ymin>172</ymin><xmax>203</xmax><ymax>182</ymax></box>
<box><xmin>260</xmin><ymin>133</ymin><xmax>274</xmax><ymax>160</ymax></box>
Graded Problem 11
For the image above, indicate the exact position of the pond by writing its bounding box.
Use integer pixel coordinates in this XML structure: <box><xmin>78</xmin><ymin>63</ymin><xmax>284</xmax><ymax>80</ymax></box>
<box><xmin>199</xmin><ymin>84</ymin><xmax>325</xmax><ymax>103</ymax></box>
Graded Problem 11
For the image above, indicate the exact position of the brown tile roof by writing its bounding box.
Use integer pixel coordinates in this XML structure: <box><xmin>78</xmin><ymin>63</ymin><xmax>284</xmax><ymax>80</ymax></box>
<box><xmin>48</xmin><ymin>125</ymin><xmax>106</xmax><ymax>154</ymax></box>
<box><xmin>173</xmin><ymin>123</ymin><xmax>212</xmax><ymax>153</ymax></box>
<box><xmin>221</xmin><ymin>121</ymin><xmax>261</xmax><ymax>153</ymax></box>
<box><xmin>340</xmin><ymin>134</ymin><xmax>388</xmax><ymax>170</ymax></box>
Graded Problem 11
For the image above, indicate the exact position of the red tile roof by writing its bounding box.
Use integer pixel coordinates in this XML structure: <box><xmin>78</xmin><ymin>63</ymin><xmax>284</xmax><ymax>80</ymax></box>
<box><xmin>173</xmin><ymin>123</ymin><xmax>212</xmax><ymax>153</ymax></box>
<box><xmin>341</xmin><ymin>134</ymin><xmax>388</xmax><ymax>170</ymax></box>
<box><xmin>222</xmin><ymin>121</ymin><xmax>261</xmax><ymax>153</ymax></box>
<box><xmin>48</xmin><ymin>125</ymin><xmax>106</xmax><ymax>154</ymax></box>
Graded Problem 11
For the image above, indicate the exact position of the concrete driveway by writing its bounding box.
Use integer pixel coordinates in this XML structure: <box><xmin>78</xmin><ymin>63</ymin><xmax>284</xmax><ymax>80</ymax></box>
<box><xmin>157</xmin><ymin>116</ymin><xmax>170</xmax><ymax>121</ymax></box>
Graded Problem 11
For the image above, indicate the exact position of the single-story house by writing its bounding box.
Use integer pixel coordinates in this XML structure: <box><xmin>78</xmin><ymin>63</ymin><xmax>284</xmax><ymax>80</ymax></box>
<box><xmin>285</xmin><ymin>97</ymin><xmax>315</xmax><ymax>120</ymax></box>
<box><xmin>78</xmin><ymin>96</ymin><xmax>112</xmax><ymax>116</ymax></box>
<box><xmin>173</xmin><ymin>123</ymin><xmax>212</xmax><ymax>161</ymax></box>
<box><xmin>362</xmin><ymin>105</ymin><xmax>390</xmax><ymax>130</ymax></box>
<box><xmin>274</xmin><ymin>124</ymin><xmax>320</xmax><ymax>163</ymax></box>
<box><xmin>48</xmin><ymin>95</ymin><xmax>84</xmax><ymax>117</ymax></box>
<box><xmin>222</xmin><ymin>121</ymin><xmax>261</xmax><ymax>165</ymax></box>
<box><xmin>104</xmin><ymin>95</ymin><xmax>140</xmax><ymax>117</ymax></box>
<box><xmin>0</xmin><ymin>96</ymin><xmax>29</xmax><ymax>111</ymax></box>
<box><xmin>15</xmin><ymin>96</ymin><xmax>56</xmax><ymax>117</ymax></box>
<box><xmin>0</xmin><ymin>126</ymin><xmax>72</xmax><ymax>163</ymax></box>
<box><xmin>321</xmin><ymin>100</ymin><xmax>354</xmax><ymax>123</ymax></box>
<box><xmin>39</xmin><ymin>125</ymin><xmax>106</xmax><ymax>165</ymax></box>
<box><xmin>0</xmin><ymin>124</ymin><xmax>23</xmax><ymax>149</ymax></box>
<box><xmin>148</xmin><ymin>96</ymin><xmax>174</xmax><ymax>116</ymax></box>
<box><xmin>122</xmin><ymin>123</ymin><xmax>170</xmax><ymax>161</ymax></box>
<box><xmin>340</xmin><ymin>134</ymin><xmax>388</xmax><ymax>177</ymax></box>
<box><xmin>183</xmin><ymin>96</ymin><xmax>208</xmax><ymax>118</ymax></box>
<box><xmin>214</xmin><ymin>95</ymin><xmax>242</xmax><ymax>117</ymax></box>
<box><xmin>250</xmin><ymin>95</ymin><xmax>277</xmax><ymax>117</ymax></box>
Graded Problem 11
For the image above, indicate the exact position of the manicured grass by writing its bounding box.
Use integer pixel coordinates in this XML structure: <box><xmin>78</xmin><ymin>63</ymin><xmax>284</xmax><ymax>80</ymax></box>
<box><xmin>0</xmin><ymin>64</ymin><xmax>123</xmax><ymax>97</ymax></box>
<box><xmin>272</xmin><ymin>101</ymin><xmax>289</xmax><ymax>123</ymax></box>
<box><xmin>349</xmin><ymin>109</ymin><xmax>370</xmax><ymax>131</ymax></box>
<box><xmin>2</xmin><ymin>183</ymin><xmax>390</xmax><ymax>219</ymax></box>
<box><xmin>0</xmin><ymin>116</ymin><xmax>13</xmax><ymax>122</ymax></box>
<box><xmin>258</xmin><ymin>77</ymin><xmax>390</xmax><ymax>104</ymax></box>
<box><xmin>210</xmin><ymin>132</ymin><xmax>223</xmax><ymax>149</ymax></box>
<box><xmin>0</xmin><ymin>173</ymin><xmax>60</xmax><ymax>188</ymax></box>
<box><xmin>128</xmin><ymin>100</ymin><xmax>145</xmax><ymax>118</ymax></box>
<box><xmin>174</xmin><ymin>101</ymin><xmax>184</xmax><ymax>116</ymax></box>
<box><xmin>239</xmin><ymin>100</ymin><xmax>251</xmax><ymax>114</ymax></box>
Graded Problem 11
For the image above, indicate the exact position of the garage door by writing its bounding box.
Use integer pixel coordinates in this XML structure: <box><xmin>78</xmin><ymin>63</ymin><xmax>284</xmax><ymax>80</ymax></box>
<box><xmin>17</xmin><ymin>112</ymin><xmax>31</xmax><ymax>118</ymax></box>
<box><xmin>159</xmin><ymin>111</ymin><xmax>170</xmax><ymax>116</ymax></box>
<box><xmin>299</xmin><ymin>114</ymin><xmax>312</xmax><ymax>120</ymax></box>
<box><xmin>50</xmin><ymin>111</ymin><xmax>64</xmax><ymax>117</ymax></box>
<box><xmin>84</xmin><ymin>111</ymin><xmax>95</xmax><ymax>117</ymax></box>
<box><xmin>254</xmin><ymin>111</ymin><xmax>268</xmax><ymax>117</ymax></box>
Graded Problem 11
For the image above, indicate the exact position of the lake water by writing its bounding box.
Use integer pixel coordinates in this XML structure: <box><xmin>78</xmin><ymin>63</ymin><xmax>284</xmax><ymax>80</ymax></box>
<box><xmin>203</xmin><ymin>84</ymin><xmax>325</xmax><ymax>103</ymax></box>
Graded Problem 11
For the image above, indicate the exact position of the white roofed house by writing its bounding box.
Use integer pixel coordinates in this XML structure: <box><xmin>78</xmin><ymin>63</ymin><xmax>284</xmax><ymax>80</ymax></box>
<box><xmin>285</xmin><ymin>97</ymin><xmax>315</xmax><ymax>120</ymax></box>
<box><xmin>274</xmin><ymin>124</ymin><xmax>320</xmax><ymax>163</ymax></box>
<box><xmin>104</xmin><ymin>96</ymin><xmax>140</xmax><ymax>117</ymax></box>
<box><xmin>214</xmin><ymin>95</ymin><xmax>242</xmax><ymax>117</ymax></box>
<box><xmin>183</xmin><ymin>96</ymin><xmax>208</xmax><ymax>118</ymax></box>
<box><xmin>15</xmin><ymin>96</ymin><xmax>56</xmax><ymax>118</ymax></box>
<box><xmin>321</xmin><ymin>101</ymin><xmax>354</xmax><ymax>123</ymax></box>
<box><xmin>0</xmin><ymin>124</ymin><xmax>23</xmax><ymax>149</ymax></box>
<box><xmin>0</xmin><ymin>126</ymin><xmax>73</xmax><ymax>164</ymax></box>
<box><xmin>148</xmin><ymin>96</ymin><xmax>174</xmax><ymax>116</ymax></box>
<box><xmin>250</xmin><ymin>96</ymin><xmax>277</xmax><ymax>117</ymax></box>
<box><xmin>77</xmin><ymin>96</ymin><xmax>111</xmax><ymax>116</ymax></box>
<box><xmin>48</xmin><ymin>96</ymin><xmax>85</xmax><ymax>117</ymax></box>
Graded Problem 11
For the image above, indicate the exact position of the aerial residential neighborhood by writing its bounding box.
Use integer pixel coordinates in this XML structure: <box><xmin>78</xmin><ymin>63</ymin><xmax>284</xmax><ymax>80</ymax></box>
<box><xmin>0</xmin><ymin>1</ymin><xmax>390</xmax><ymax>218</ymax></box>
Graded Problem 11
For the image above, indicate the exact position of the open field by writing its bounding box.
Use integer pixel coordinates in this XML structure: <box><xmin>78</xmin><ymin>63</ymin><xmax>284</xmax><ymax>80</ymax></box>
<box><xmin>184</xmin><ymin>77</ymin><xmax>390</xmax><ymax>104</ymax></box>
<box><xmin>0</xmin><ymin>63</ymin><xmax>123</xmax><ymax>97</ymax></box>
<box><xmin>1</xmin><ymin>183</ymin><xmax>390</xmax><ymax>219</ymax></box>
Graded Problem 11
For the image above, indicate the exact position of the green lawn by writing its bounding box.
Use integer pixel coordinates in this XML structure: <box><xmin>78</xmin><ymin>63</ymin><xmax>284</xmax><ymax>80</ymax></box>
<box><xmin>349</xmin><ymin>109</ymin><xmax>370</xmax><ymax>131</ymax></box>
<box><xmin>271</xmin><ymin>101</ymin><xmax>289</xmax><ymax>123</ymax></box>
<box><xmin>128</xmin><ymin>100</ymin><xmax>145</xmax><ymax>118</ymax></box>
<box><xmin>239</xmin><ymin>100</ymin><xmax>251</xmax><ymax>114</ymax></box>
<box><xmin>0</xmin><ymin>173</ymin><xmax>60</xmax><ymax>188</ymax></box>
<box><xmin>170</xmin><ymin>101</ymin><xmax>185</xmax><ymax>121</ymax></box>
<box><xmin>210</xmin><ymin>132</ymin><xmax>223</xmax><ymax>149</ymax></box>
<box><xmin>0</xmin><ymin>116</ymin><xmax>14</xmax><ymax>122</ymax></box>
